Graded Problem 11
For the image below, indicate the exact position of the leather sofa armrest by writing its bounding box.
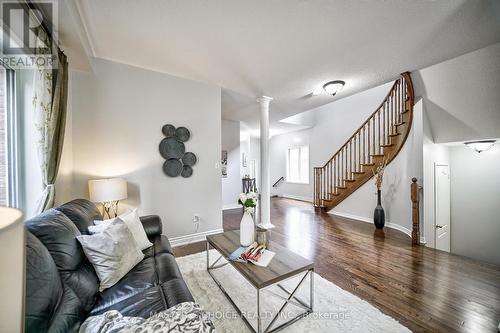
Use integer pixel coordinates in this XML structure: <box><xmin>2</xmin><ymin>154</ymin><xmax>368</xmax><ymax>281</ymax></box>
<box><xmin>139</xmin><ymin>215</ymin><xmax>163</xmax><ymax>238</ymax></box>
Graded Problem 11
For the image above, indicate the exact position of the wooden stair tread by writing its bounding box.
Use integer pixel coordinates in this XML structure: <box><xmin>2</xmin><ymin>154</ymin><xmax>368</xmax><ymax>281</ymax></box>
<box><xmin>380</xmin><ymin>143</ymin><xmax>394</xmax><ymax>147</ymax></box>
<box><xmin>361</xmin><ymin>163</ymin><xmax>375</xmax><ymax>166</ymax></box>
<box><xmin>336</xmin><ymin>186</ymin><xmax>347</xmax><ymax>189</ymax></box>
<box><xmin>352</xmin><ymin>171</ymin><xmax>365</xmax><ymax>174</ymax></box>
<box><xmin>370</xmin><ymin>154</ymin><xmax>385</xmax><ymax>157</ymax></box>
<box><xmin>344</xmin><ymin>179</ymin><xmax>355</xmax><ymax>182</ymax></box>
<box><xmin>388</xmin><ymin>133</ymin><xmax>401</xmax><ymax>137</ymax></box>
<box><xmin>394</xmin><ymin>122</ymin><xmax>406</xmax><ymax>126</ymax></box>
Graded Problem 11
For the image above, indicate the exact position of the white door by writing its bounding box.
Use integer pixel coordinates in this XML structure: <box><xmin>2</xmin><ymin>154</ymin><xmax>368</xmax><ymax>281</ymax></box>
<box><xmin>435</xmin><ymin>164</ymin><xmax>451</xmax><ymax>252</ymax></box>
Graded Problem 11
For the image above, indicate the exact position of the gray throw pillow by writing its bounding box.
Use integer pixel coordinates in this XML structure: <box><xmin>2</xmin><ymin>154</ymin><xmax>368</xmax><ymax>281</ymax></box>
<box><xmin>77</xmin><ymin>218</ymin><xmax>144</xmax><ymax>291</ymax></box>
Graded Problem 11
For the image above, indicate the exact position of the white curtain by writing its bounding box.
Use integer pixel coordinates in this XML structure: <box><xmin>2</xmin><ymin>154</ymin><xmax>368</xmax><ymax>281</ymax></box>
<box><xmin>32</xmin><ymin>27</ymin><xmax>68</xmax><ymax>213</ymax></box>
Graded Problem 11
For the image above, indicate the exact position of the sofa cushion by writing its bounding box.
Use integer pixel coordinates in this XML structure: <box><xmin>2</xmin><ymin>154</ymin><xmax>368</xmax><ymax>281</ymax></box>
<box><xmin>25</xmin><ymin>209</ymin><xmax>84</xmax><ymax>270</ymax></box>
<box><xmin>25</xmin><ymin>231</ymin><xmax>63</xmax><ymax>333</ymax></box>
<box><xmin>92</xmin><ymin>257</ymin><xmax>158</xmax><ymax>312</ymax></box>
<box><xmin>25</xmin><ymin>209</ymin><xmax>99</xmax><ymax>311</ymax></box>
<box><xmin>89</xmin><ymin>285</ymin><xmax>167</xmax><ymax>318</ymax></box>
<box><xmin>56</xmin><ymin>199</ymin><xmax>102</xmax><ymax>235</ymax></box>
<box><xmin>45</xmin><ymin>284</ymin><xmax>86</xmax><ymax>333</ymax></box>
<box><xmin>89</xmin><ymin>238</ymin><xmax>192</xmax><ymax>318</ymax></box>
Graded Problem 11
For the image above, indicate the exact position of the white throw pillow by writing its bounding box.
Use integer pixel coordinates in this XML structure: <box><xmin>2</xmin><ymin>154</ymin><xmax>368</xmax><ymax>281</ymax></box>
<box><xmin>89</xmin><ymin>221</ymin><xmax>113</xmax><ymax>234</ymax></box>
<box><xmin>92</xmin><ymin>209</ymin><xmax>153</xmax><ymax>250</ymax></box>
<box><xmin>119</xmin><ymin>209</ymin><xmax>153</xmax><ymax>250</ymax></box>
<box><xmin>77</xmin><ymin>218</ymin><xmax>144</xmax><ymax>291</ymax></box>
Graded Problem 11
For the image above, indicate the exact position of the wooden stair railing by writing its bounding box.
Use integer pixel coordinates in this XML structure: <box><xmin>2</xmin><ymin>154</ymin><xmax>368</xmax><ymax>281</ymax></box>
<box><xmin>314</xmin><ymin>72</ymin><xmax>415</xmax><ymax>210</ymax></box>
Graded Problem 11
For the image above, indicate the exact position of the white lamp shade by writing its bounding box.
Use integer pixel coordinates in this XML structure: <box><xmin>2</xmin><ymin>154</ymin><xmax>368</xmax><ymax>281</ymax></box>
<box><xmin>0</xmin><ymin>207</ymin><xmax>24</xmax><ymax>333</ymax></box>
<box><xmin>88</xmin><ymin>178</ymin><xmax>128</xmax><ymax>203</ymax></box>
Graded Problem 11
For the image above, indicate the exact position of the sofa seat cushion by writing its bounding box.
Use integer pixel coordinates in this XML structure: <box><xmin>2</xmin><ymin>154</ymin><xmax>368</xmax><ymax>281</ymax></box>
<box><xmin>89</xmin><ymin>286</ymin><xmax>167</xmax><ymax>318</ymax></box>
<box><xmin>91</xmin><ymin>257</ymin><xmax>158</xmax><ymax>312</ymax></box>
<box><xmin>89</xmin><ymin>242</ymin><xmax>193</xmax><ymax>318</ymax></box>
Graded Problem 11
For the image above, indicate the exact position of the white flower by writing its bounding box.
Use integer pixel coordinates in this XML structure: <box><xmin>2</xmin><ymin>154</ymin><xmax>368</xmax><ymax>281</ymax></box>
<box><xmin>239</xmin><ymin>193</ymin><xmax>247</xmax><ymax>203</ymax></box>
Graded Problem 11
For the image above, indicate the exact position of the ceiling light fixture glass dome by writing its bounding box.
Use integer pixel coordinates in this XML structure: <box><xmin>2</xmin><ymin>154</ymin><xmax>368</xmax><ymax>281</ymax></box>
<box><xmin>323</xmin><ymin>80</ymin><xmax>345</xmax><ymax>96</ymax></box>
<box><xmin>464</xmin><ymin>140</ymin><xmax>496</xmax><ymax>153</ymax></box>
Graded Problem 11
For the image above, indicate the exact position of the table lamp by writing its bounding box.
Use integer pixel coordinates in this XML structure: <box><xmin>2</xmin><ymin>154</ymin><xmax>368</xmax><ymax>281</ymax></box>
<box><xmin>88</xmin><ymin>178</ymin><xmax>128</xmax><ymax>218</ymax></box>
<box><xmin>0</xmin><ymin>207</ymin><xmax>24</xmax><ymax>332</ymax></box>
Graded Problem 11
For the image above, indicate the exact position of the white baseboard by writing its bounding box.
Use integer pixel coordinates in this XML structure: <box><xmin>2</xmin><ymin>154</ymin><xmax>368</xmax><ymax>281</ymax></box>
<box><xmin>281</xmin><ymin>193</ymin><xmax>313</xmax><ymax>203</ymax></box>
<box><xmin>329</xmin><ymin>211</ymin><xmax>412</xmax><ymax>238</ymax></box>
<box><xmin>223</xmin><ymin>203</ymin><xmax>241</xmax><ymax>211</ymax></box>
<box><xmin>169</xmin><ymin>228</ymin><xmax>224</xmax><ymax>247</ymax></box>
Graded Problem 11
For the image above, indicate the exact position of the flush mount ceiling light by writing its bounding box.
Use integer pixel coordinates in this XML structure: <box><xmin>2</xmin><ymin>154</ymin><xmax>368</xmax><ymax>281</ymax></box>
<box><xmin>464</xmin><ymin>140</ymin><xmax>496</xmax><ymax>153</ymax></box>
<box><xmin>323</xmin><ymin>80</ymin><xmax>345</xmax><ymax>96</ymax></box>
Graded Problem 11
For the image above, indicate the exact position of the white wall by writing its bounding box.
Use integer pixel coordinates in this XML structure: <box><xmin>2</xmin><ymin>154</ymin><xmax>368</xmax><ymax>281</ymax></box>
<box><xmin>413</xmin><ymin>42</ymin><xmax>500</xmax><ymax>143</ymax></box>
<box><xmin>422</xmin><ymin>107</ymin><xmax>450</xmax><ymax>248</ymax></box>
<box><xmin>71</xmin><ymin>58</ymin><xmax>222</xmax><ymax>239</ymax></box>
<box><xmin>221</xmin><ymin>119</ymin><xmax>241</xmax><ymax>209</ymax></box>
<box><xmin>449</xmin><ymin>144</ymin><xmax>500</xmax><ymax>266</ymax></box>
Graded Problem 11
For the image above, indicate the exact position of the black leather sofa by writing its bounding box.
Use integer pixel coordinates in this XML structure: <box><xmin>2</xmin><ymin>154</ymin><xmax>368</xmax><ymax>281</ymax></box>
<box><xmin>24</xmin><ymin>199</ymin><xmax>194</xmax><ymax>333</ymax></box>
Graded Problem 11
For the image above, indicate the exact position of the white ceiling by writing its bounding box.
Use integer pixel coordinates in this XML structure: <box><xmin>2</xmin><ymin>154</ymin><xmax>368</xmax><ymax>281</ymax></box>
<box><xmin>66</xmin><ymin>0</ymin><xmax>500</xmax><ymax>133</ymax></box>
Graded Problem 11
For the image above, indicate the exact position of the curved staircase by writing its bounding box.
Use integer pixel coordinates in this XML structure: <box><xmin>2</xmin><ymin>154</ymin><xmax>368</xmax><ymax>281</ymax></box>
<box><xmin>313</xmin><ymin>72</ymin><xmax>415</xmax><ymax>211</ymax></box>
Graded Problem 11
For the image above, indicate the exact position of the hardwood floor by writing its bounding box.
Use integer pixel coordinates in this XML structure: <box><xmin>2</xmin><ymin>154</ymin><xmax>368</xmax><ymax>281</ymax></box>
<box><xmin>173</xmin><ymin>197</ymin><xmax>500</xmax><ymax>333</ymax></box>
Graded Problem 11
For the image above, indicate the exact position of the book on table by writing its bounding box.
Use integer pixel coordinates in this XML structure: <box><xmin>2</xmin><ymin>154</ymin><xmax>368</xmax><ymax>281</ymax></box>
<box><xmin>228</xmin><ymin>242</ymin><xmax>275</xmax><ymax>267</ymax></box>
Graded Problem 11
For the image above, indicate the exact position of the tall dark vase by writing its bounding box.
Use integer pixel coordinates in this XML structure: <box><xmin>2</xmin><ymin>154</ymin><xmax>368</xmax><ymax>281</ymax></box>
<box><xmin>374</xmin><ymin>189</ymin><xmax>385</xmax><ymax>229</ymax></box>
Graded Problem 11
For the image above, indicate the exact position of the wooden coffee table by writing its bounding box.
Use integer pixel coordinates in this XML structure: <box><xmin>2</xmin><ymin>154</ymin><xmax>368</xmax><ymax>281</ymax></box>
<box><xmin>206</xmin><ymin>230</ymin><xmax>314</xmax><ymax>333</ymax></box>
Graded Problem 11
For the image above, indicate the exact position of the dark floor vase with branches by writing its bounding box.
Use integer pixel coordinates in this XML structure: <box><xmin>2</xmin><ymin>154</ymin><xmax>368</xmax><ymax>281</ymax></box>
<box><xmin>374</xmin><ymin>190</ymin><xmax>385</xmax><ymax>229</ymax></box>
<box><xmin>372</xmin><ymin>160</ymin><xmax>386</xmax><ymax>229</ymax></box>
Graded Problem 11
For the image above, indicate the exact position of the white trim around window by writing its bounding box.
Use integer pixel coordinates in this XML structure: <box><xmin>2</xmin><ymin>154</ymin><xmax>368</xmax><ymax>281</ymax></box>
<box><xmin>285</xmin><ymin>145</ymin><xmax>309</xmax><ymax>184</ymax></box>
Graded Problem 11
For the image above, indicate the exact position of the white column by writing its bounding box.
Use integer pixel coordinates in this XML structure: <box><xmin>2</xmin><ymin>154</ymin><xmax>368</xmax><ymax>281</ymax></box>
<box><xmin>257</xmin><ymin>96</ymin><xmax>273</xmax><ymax>229</ymax></box>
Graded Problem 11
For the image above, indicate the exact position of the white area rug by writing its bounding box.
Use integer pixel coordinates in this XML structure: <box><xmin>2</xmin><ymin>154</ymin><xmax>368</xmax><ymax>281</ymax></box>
<box><xmin>177</xmin><ymin>250</ymin><xmax>410</xmax><ymax>332</ymax></box>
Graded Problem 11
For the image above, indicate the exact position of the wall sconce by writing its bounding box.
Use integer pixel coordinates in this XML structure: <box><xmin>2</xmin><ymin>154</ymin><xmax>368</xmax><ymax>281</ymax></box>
<box><xmin>464</xmin><ymin>140</ymin><xmax>496</xmax><ymax>153</ymax></box>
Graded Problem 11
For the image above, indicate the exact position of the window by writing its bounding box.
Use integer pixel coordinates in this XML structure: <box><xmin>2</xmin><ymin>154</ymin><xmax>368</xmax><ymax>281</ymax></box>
<box><xmin>0</xmin><ymin>64</ymin><xmax>18</xmax><ymax>207</ymax></box>
<box><xmin>286</xmin><ymin>145</ymin><xmax>309</xmax><ymax>184</ymax></box>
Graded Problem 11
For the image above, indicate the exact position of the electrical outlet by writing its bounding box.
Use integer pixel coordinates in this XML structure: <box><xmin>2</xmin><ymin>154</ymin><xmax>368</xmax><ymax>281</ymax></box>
<box><xmin>193</xmin><ymin>214</ymin><xmax>200</xmax><ymax>223</ymax></box>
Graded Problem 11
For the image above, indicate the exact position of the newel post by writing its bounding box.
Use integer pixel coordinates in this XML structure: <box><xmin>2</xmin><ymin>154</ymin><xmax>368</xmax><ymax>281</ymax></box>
<box><xmin>411</xmin><ymin>178</ymin><xmax>420</xmax><ymax>245</ymax></box>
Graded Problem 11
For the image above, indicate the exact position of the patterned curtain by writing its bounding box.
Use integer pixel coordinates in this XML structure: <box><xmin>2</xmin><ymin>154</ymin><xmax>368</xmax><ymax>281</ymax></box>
<box><xmin>33</xmin><ymin>40</ymin><xmax>69</xmax><ymax>213</ymax></box>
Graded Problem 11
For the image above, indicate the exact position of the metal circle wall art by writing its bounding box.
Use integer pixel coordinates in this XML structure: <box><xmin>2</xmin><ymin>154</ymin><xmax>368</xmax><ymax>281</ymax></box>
<box><xmin>159</xmin><ymin>124</ymin><xmax>197</xmax><ymax>178</ymax></box>
<box><xmin>159</xmin><ymin>137</ymin><xmax>185</xmax><ymax>159</ymax></box>
<box><xmin>175</xmin><ymin>127</ymin><xmax>191</xmax><ymax>142</ymax></box>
